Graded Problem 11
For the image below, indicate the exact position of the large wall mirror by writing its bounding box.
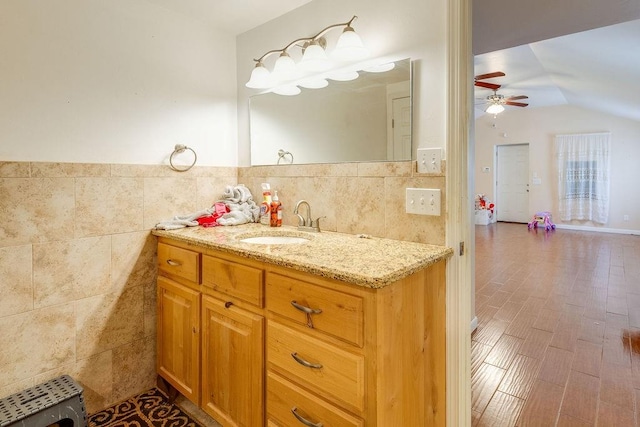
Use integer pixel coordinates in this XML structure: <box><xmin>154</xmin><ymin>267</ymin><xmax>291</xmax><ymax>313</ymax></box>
<box><xmin>249</xmin><ymin>58</ymin><xmax>412</xmax><ymax>165</ymax></box>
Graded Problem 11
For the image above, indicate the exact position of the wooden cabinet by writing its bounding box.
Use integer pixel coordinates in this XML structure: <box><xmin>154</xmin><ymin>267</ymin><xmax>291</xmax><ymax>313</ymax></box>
<box><xmin>157</xmin><ymin>239</ymin><xmax>265</xmax><ymax>426</ymax></box>
<box><xmin>156</xmin><ymin>236</ymin><xmax>447</xmax><ymax>427</ymax></box>
<box><xmin>156</xmin><ymin>276</ymin><xmax>200</xmax><ymax>403</ymax></box>
<box><xmin>201</xmin><ymin>295</ymin><xmax>264</xmax><ymax>426</ymax></box>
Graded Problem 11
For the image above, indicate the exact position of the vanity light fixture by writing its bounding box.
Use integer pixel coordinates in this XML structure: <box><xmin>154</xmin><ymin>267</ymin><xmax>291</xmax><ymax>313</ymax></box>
<box><xmin>245</xmin><ymin>16</ymin><xmax>369</xmax><ymax>91</ymax></box>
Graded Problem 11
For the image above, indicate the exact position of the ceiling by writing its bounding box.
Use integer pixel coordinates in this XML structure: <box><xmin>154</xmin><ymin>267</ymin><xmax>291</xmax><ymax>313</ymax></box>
<box><xmin>142</xmin><ymin>0</ymin><xmax>312</xmax><ymax>34</ymax></box>
<box><xmin>474</xmin><ymin>19</ymin><xmax>640</xmax><ymax>122</ymax></box>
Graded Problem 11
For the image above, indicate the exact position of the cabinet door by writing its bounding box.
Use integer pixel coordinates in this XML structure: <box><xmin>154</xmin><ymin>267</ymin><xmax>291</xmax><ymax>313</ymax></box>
<box><xmin>201</xmin><ymin>295</ymin><xmax>264</xmax><ymax>427</ymax></box>
<box><xmin>157</xmin><ymin>276</ymin><xmax>200</xmax><ymax>404</ymax></box>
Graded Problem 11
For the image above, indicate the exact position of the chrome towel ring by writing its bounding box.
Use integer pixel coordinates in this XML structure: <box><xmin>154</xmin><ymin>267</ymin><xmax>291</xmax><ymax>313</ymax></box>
<box><xmin>277</xmin><ymin>149</ymin><xmax>293</xmax><ymax>165</ymax></box>
<box><xmin>169</xmin><ymin>144</ymin><xmax>197</xmax><ymax>172</ymax></box>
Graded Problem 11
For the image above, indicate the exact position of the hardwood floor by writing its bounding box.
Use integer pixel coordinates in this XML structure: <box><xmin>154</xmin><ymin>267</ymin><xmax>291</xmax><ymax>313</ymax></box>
<box><xmin>473</xmin><ymin>222</ymin><xmax>640</xmax><ymax>426</ymax></box>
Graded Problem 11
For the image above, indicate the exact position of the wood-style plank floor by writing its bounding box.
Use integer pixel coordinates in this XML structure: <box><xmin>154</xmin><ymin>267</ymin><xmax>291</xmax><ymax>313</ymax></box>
<box><xmin>473</xmin><ymin>222</ymin><xmax>640</xmax><ymax>426</ymax></box>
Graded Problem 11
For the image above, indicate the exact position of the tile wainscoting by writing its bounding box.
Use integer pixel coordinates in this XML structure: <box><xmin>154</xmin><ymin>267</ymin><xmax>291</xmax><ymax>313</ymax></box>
<box><xmin>0</xmin><ymin>159</ymin><xmax>445</xmax><ymax>414</ymax></box>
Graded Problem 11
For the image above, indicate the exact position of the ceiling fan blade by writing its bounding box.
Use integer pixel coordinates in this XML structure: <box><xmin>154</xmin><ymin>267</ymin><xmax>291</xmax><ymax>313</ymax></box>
<box><xmin>506</xmin><ymin>95</ymin><xmax>529</xmax><ymax>101</ymax></box>
<box><xmin>505</xmin><ymin>101</ymin><xmax>528</xmax><ymax>107</ymax></box>
<box><xmin>474</xmin><ymin>71</ymin><xmax>505</xmax><ymax>80</ymax></box>
<box><xmin>474</xmin><ymin>81</ymin><xmax>501</xmax><ymax>90</ymax></box>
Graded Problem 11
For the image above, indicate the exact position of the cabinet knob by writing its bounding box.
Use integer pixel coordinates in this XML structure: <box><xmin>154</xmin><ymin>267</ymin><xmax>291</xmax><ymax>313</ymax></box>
<box><xmin>192</xmin><ymin>327</ymin><xmax>197</xmax><ymax>334</ymax></box>
<box><xmin>224</xmin><ymin>301</ymin><xmax>233</xmax><ymax>308</ymax></box>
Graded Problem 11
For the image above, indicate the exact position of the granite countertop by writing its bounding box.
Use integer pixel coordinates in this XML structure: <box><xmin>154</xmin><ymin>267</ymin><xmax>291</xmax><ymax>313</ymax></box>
<box><xmin>152</xmin><ymin>224</ymin><xmax>453</xmax><ymax>289</ymax></box>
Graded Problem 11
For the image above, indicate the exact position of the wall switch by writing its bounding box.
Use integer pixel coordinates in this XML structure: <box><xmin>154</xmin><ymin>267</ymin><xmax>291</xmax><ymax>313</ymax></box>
<box><xmin>417</xmin><ymin>148</ymin><xmax>442</xmax><ymax>173</ymax></box>
<box><xmin>532</xmin><ymin>177</ymin><xmax>542</xmax><ymax>185</ymax></box>
<box><xmin>406</xmin><ymin>188</ymin><xmax>441</xmax><ymax>216</ymax></box>
<box><xmin>624</xmin><ymin>215</ymin><xmax>630</xmax><ymax>221</ymax></box>
<box><xmin>482</xmin><ymin>167</ymin><xmax>490</xmax><ymax>173</ymax></box>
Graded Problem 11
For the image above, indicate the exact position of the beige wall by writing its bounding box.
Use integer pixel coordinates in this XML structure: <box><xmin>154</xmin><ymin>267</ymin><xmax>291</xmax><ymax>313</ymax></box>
<box><xmin>475</xmin><ymin>105</ymin><xmax>640</xmax><ymax>232</ymax></box>
<box><xmin>0</xmin><ymin>161</ymin><xmax>237</xmax><ymax>413</ymax></box>
<box><xmin>0</xmin><ymin>0</ymin><xmax>238</xmax><ymax>166</ymax></box>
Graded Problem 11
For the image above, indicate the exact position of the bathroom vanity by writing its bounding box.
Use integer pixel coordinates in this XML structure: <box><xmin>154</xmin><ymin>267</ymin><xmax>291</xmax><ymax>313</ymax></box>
<box><xmin>152</xmin><ymin>224</ymin><xmax>452</xmax><ymax>427</ymax></box>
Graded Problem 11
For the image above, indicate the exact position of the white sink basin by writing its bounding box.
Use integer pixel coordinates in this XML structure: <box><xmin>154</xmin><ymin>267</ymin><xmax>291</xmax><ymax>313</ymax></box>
<box><xmin>239</xmin><ymin>235</ymin><xmax>310</xmax><ymax>245</ymax></box>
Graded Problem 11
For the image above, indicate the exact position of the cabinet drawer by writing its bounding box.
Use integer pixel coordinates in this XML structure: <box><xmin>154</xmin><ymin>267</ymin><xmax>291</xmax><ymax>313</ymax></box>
<box><xmin>267</xmin><ymin>371</ymin><xmax>363</xmax><ymax>427</ymax></box>
<box><xmin>266</xmin><ymin>272</ymin><xmax>364</xmax><ymax>347</ymax></box>
<box><xmin>202</xmin><ymin>255</ymin><xmax>264</xmax><ymax>307</ymax></box>
<box><xmin>158</xmin><ymin>243</ymin><xmax>200</xmax><ymax>284</ymax></box>
<box><xmin>267</xmin><ymin>322</ymin><xmax>365</xmax><ymax>413</ymax></box>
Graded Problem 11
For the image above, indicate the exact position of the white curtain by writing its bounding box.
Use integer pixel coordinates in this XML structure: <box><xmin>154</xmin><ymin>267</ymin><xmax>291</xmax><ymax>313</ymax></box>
<box><xmin>556</xmin><ymin>132</ymin><xmax>610</xmax><ymax>224</ymax></box>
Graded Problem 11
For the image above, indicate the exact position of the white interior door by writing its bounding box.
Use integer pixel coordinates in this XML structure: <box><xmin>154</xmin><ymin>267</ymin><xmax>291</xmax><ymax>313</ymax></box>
<box><xmin>496</xmin><ymin>144</ymin><xmax>530</xmax><ymax>222</ymax></box>
<box><xmin>390</xmin><ymin>96</ymin><xmax>411</xmax><ymax>160</ymax></box>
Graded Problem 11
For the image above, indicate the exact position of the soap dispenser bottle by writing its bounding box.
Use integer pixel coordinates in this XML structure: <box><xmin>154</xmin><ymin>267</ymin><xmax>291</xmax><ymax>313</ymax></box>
<box><xmin>260</xmin><ymin>183</ymin><xmax>272</xmax><ymax>225</ymax></box>
<box><xmin>270</xmin><ymin>191</ymin><xmax>282</xmax><ymax>227</ymax></box>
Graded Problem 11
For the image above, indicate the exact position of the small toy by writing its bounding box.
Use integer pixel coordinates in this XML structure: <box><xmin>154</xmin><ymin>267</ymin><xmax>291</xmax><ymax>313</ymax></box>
<box><xmin>528</xmin><ymin>211</ymin><xmax>555</xmax><ymax>231</ymax></box>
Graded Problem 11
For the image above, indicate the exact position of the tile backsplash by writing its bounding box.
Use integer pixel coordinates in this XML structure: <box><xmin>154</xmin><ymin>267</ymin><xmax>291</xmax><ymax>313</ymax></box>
<box><xmin>0</xmin><ymin>159</ymin><xmax>445</xmax><ymax>413</ymax></box>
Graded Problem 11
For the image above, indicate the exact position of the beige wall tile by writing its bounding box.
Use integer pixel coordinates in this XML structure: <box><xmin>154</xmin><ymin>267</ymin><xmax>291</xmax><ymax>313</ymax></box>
<box><xmin>0</xmin><ymin>245</ymin><xmax>33</xmax><ymax>317</ymax></box>
<box><xmin>75</xmin><ymin>177</ymin><xmax>144</xmax><ymax>237</ymax></box>
<box><xmin>76</xmin><ymin>285</ymin><xmax>144</xmax><ymax>359</ymax></box>
<box><xmin>0</xmin><ymin>304</ymin><xmax>75</xmax><ymax>388</ymax></box>
<box><xmin>111</xmin><ymin>231</ymin><xmax>156</xmax><ymax>294</ymax></box>
<box><xmin>336</xmin><ymin>177</ymin><xmax>386</xmax><ymax>236</ymax></box>
<box><xmin>0</xmin><ymin>178</ymin><xmax>75</xmax><ymax>247</ymax></box>
<box><xmin>357</xmin><ymin>161</ymin><xmax>413</xmax><ymax>177</ymax></box>
<box><xmin>143</xmin><ymin>177</ymin><xmax>197</xmax><ymax>229</ymax></box>
<box><xmin>33</xmin><ymin>236</ymin><xmax>111</xmax><ymax>309</ymax></box>
<box><xmin>33</xmin><ymin>350</ymin><xmax>113</xmax><ymax>414</ymax></box>
<box><xmin>384</xmin><ymin>176</ymin><xmax>446</xmax><ymax>245</ymax></box>
<box><xmin>0</xmin><ymin>162</ymin><xmax>30</xmax><ymax>178</ymax></box>
<box><xmin>111</xmin><ymin>335</ymin><xmax>156</xmax><ymax>404</ymax></box>
<box><xmin>30</xmin><ymin>162</ymin><xmax>110</xmax><ymax>178</ymax></box>
<box><xmin>197</xmin><ymin>176</ymin><xmax>238</xmax><ymax>209</ymax></box>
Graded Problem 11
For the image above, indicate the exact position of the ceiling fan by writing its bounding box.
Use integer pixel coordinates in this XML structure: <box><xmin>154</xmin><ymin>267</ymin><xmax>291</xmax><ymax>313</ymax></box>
<box><xmin>474</xmin><ymin>71</ymin><xmax>528</xmax><ymax>113</ymax></box>
<box><xmin>474</xmin><ymin>71</ymin><xmax>505</xmax><ymax>90</ymax></box>
<box><xmin>485</xmin><ymin>90</ymin><xmax>529</xmax><ymax>114</ymax></box>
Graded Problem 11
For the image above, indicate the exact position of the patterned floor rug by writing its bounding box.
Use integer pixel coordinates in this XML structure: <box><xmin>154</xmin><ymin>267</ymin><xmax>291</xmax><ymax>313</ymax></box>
<box><xmin>89</xmin><ymin>388</ymin><xmax>202</xmax><ymax>427</ymax></box>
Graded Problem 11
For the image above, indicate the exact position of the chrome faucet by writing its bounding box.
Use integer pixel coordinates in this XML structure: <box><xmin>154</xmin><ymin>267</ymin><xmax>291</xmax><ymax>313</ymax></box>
<box><xmin>293</xmin><ymin>200</ymin><xmax>324</xmax><ymax>232</ymax></box>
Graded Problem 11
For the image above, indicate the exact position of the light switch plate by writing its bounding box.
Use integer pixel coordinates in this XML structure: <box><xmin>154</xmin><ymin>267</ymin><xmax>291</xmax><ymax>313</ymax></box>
<box><xmin>405</xmin><ymin>188</ymin><xmax>441</xmax><ymax>216</ymax></box>
<box><xmin>417</xmin><ymin>148</ymin><xmax>442</xmax><ymax>174</ymax></box>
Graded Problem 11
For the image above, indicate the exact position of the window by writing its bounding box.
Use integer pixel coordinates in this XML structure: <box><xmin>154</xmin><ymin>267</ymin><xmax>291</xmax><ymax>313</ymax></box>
<box><xmin>556</xmin><ymin>133</ymin><xmax>610</xmax><ymax>224</ymax></box>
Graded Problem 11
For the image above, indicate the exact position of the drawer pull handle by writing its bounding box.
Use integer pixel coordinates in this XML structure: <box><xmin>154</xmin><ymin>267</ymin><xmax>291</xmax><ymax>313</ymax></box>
<box><xmin>291</xmin><ymin>301</ymin><xmax>322</xmax><ymax>328</ymax></box>
<box><xmin>291</xmin><ymin>301</ymin><xmax>322</xmax><ymax>315</ymax></box>
<box><xmin>224</xmin><ymin>301</ymin><xmax>233</xmax><ymax>308</ymax></box>
<box><xmin>166</xmin><ymin>259</ymin><xmax>182</xmax><ymax>266</ymax></box>
<box><xmin>291</xmin><ymin>407</ymin><xmax>323</xmax><ymax>427</ymax></box>
<box><xmin>291</xmin><ymin>352</ymin><xmax>323</xmax><ymax>369</ymax></box>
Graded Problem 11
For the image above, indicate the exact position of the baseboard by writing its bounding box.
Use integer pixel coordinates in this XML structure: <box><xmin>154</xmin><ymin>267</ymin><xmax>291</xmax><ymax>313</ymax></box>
<box><xmin>470</xmin><ymin>316</ymin><xmax>478</xmax><ymax>332</ymax></box>
<box><xmin>554</xmin><ymin>224</ymin><xmax>640</xmax><ymax>236</ymax></box>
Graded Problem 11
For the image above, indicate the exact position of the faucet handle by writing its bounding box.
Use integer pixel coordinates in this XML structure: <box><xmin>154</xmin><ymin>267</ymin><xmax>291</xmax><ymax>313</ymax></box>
<box><xmin>310</xmin><ymin>216</ymin><xmax>326</xmax><ymax>231</ymax></box>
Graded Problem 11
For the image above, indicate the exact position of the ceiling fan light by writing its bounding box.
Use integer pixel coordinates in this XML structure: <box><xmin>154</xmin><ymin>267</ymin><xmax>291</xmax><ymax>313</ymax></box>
<box><xmin>486</xmin><ymin>103</ymin><xmax>505</xmax><ymax>115</ymax></box>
